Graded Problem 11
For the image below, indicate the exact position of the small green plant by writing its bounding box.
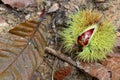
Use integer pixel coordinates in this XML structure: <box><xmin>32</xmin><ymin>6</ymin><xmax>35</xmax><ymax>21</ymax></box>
<box><xmin>61</xmin><ymin>10</ymin><xmax>116</xmax><ymax>62</ymax></box>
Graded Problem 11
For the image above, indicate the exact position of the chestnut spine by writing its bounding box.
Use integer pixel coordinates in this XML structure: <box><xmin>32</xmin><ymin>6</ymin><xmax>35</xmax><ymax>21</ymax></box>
<box><xmin>61</xmin><ymin>10</ymin><xmax>116</xmax><ymax>62</ymax></box>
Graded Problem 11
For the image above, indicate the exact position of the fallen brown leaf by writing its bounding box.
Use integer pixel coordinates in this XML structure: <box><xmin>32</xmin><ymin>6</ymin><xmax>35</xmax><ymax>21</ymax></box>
<box><xmin>0</xmin><ymin>14</ymin><xmax>50</xmax><ymax>79</ymax></box>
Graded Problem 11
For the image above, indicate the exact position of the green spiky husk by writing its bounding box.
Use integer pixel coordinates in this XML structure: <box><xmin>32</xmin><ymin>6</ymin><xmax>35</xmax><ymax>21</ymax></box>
<box><xmin>61</xmin><ymin>10</ymin><xmax>116</xmax><ymax>62</ymax></box>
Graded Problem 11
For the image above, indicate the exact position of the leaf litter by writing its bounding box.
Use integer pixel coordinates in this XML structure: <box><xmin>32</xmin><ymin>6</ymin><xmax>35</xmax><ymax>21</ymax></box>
<box><xmin>0</xmin><ymin>0</ymin><xmax>120</xmax><ymax>80</ymax></box>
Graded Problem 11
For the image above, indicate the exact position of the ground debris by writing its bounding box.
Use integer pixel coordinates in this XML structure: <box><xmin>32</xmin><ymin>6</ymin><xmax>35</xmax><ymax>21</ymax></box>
<box><xmin>0</xmin><ymin>0</ymin><xmax>120</xmax><ymax>80</ymax></box>
<box><xmin>1</xmin><ymin>0</ymin><xmax>36</xmax><ymax>9</ymax></box>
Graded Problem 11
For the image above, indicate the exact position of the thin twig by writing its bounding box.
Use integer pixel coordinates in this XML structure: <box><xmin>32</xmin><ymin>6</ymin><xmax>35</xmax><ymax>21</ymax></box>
<box><xmin>45</xmin><ymin>47</ymin><xmax>78</xmax><ymax>69</ymax></box>
<box><xmin>45</xmin><ymin>47</ymin><xmax>97</xmax><ymax>79</ymax></box>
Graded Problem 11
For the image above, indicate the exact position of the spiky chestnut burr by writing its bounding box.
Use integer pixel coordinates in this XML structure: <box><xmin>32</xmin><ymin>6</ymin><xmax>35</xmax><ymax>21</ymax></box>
<box><xmin>61</xmin><ymin>10</ymin><xmax>116</xmax><ymax>62</ymax></box>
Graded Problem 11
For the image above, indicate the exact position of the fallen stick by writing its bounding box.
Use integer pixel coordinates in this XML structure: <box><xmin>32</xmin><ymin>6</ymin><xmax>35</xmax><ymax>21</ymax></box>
<box><xmin>45</xmin><ymin>47</ymin><xmax>81</xmax><ymax>70</ymax></box>
<box><xmin>45</xmin><ymin>47</ymin><xmax>113</xmax><ymax>80</ymax></box>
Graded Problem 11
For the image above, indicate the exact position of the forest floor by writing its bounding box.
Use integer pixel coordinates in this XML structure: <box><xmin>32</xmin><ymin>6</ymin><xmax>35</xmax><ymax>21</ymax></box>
<box><xmin>0</xmin><ymin>0</ymin><xmax>120</xmax><ymax>80</ymax></box>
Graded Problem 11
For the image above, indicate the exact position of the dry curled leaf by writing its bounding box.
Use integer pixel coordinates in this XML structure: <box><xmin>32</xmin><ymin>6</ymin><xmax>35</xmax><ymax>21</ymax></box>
<box><xmin>0</xmin><ymin>15</ymin><xmax>49</xmax><ymax>79</ymax></box>
<box><xmin>1</xmin><ymin>0</ymin><xmax>36</xmax><ymax>8</ymax></box>
<box><xmin>54</xmin><ymin>65</ymin><xmax>72</xmax><ymax>80</ymax></box>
